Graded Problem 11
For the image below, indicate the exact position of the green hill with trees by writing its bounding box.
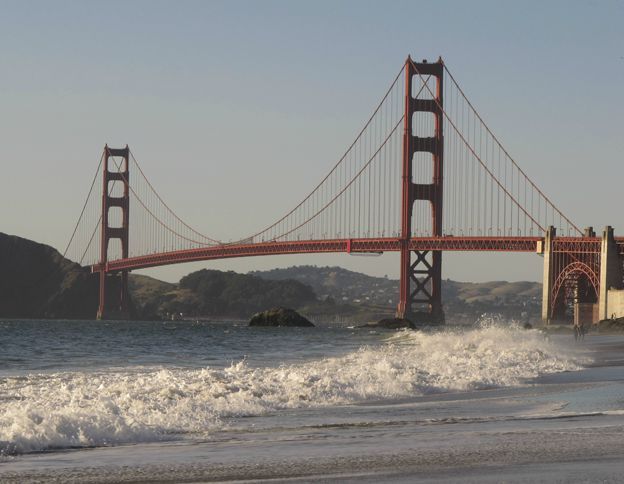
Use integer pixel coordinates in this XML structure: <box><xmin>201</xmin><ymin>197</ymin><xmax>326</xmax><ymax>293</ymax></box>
<box><xmin>141</xmin><ymin>269</ymin><xmax>317</xmax><ymax>319</ymax></box>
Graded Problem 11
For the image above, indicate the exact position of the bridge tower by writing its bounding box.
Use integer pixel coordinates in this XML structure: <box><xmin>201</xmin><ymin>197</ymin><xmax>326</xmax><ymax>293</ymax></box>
<box><xmin>96</xmin><ymin>145</ymin><xmax>131</xmax><ymax>320</ymax></box>
<box><xmin>396</xmin><ymin>57</ymin><xmax>445</xmax><ymax>324</ymax></box>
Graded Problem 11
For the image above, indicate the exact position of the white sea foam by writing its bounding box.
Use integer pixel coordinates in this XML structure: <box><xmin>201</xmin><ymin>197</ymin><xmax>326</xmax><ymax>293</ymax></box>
<box><xmin>0</xmin><ymin>326</ymin><xmax>586</xmax><ymax>454</ymax></box>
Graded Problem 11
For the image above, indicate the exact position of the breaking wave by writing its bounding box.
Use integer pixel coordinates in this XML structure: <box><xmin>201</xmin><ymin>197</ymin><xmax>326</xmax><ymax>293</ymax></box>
<box><xmin>0</xmin><ymin>325</ymin><xmax>586</xmax><ymax>454</ymax></box>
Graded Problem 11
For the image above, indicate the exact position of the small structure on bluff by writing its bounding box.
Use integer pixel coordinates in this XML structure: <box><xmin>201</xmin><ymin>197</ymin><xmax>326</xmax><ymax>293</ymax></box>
<box><xmin>249</xmin><ymin>307</ymin><xmax>315</xmax><ymax>327</ymax></box>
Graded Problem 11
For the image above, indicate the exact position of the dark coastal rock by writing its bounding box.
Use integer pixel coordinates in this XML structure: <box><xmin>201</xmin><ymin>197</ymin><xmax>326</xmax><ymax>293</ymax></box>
<box><xmin>360</xmin><ymin>317</ymin><xmax>416</xmax><ymax>330</ymax></box>
<box><xmin>249</xmin><ymin>307</ymin><xmax>315</xmax><ymax>327</ymax></box>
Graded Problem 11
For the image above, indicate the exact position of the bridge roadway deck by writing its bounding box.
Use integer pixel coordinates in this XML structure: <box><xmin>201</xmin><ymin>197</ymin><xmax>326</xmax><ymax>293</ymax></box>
<box><xmin>92</xmin><ymin>236</ymin><xmax>623</xmax><ymax>273</ymax></box>
<box><xmin>92</xmin><ymin>236</ymin><xmax>546</xmax><ymax>272</ymax></box>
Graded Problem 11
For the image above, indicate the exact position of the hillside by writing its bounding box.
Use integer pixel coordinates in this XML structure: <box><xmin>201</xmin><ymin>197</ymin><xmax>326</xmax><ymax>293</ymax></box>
<box><xmin>0</xmin><ymin>232</ymin><xmax>99</xmax><ymax>318</ymax></box>
<box><xmin>0</xmin><ymin>234</ymin><xmax>320</xmax><ymax>320</ymax></box>
<box><xmin>128</xmin><ymin>274</ymin><xmax>176</xmax><ymax>317</ymax></box>
<box><xmin>1</xmin><ymin>233</ymin><xmax>542</xmax><ymax>322</ymax></box>
<box><xmin>251</xmin><ymin>265</ymin><xmax>542</xmax><ymax>321</ymax></box>
<box><xmin>141</xmin><ymin>269</ymin><xmax>317</xmax><ymax>319</ymax></box>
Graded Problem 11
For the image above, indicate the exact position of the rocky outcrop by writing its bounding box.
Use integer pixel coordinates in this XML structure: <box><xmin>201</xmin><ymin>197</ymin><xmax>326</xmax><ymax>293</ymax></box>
<box><xmin>249</xmin><ymin>307</ymin><xmax>315</xmax><ymax>327</ymax></box>
<box><xmin>596</xmin><ymin>317</ymin><xmax>624</xmax><ymax>331</ymax></box>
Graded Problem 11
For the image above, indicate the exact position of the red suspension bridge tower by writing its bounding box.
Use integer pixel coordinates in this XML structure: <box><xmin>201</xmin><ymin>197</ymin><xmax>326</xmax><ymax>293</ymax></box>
<box><xmin>97</xmin><ymin>145</ymin><xmax>131</xmax><ymax>320</ymax></box>
<box><xmin>397</xmin><ymin>57</ymin><xmax>445</xmax><ymax>323</ymax></box>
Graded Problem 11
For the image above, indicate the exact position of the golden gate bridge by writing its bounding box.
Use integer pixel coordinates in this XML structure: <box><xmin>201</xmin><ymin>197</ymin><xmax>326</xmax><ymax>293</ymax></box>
<box><xmin>62</xmin><ymin>56</ymin><xmax>624</xmax><ymax>323</ymax></box>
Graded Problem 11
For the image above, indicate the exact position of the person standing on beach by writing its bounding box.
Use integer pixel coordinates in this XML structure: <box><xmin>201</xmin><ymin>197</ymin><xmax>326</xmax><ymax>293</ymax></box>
<box><xmin>574</xmin><ymin>320</ymin><xmax>585</xmax><ymax>342</ymax></box>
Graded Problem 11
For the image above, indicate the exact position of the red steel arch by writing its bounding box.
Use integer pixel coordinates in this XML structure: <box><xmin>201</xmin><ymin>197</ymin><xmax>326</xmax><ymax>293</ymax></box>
<box><xmin>550</xmin><ymin>261</ymin><xmax>599</xmax><ymax>318</ymax></box>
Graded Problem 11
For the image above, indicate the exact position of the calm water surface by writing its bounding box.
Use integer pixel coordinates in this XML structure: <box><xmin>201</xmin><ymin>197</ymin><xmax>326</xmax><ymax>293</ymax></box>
<box><xmin>0</xmin><ymin>319</ymin><xmax>380</xmax><ymax>374</ymax></box>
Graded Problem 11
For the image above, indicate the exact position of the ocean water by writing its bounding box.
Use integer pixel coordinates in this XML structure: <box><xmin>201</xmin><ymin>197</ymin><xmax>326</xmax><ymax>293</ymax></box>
<box><xmin>1</xmin><ymin>318</ymin><xmax>623</xmax><ymax>482</ymax></box>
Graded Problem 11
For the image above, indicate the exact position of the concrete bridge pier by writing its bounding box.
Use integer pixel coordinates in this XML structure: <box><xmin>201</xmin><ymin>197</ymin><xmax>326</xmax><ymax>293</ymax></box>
<box><xmin>598</xmin><ymin>226</ymin><xmax>624</xmax><ymax>321</ymax></box>
<box><xmin>541</xmin><ymin>226</ymin><xmax>556</xmax><ymax>323</ymax></box>
<box><xmin>541</xmin><ymin>225</ymin><xmax>624</xmax><ymax>325</ymax></box>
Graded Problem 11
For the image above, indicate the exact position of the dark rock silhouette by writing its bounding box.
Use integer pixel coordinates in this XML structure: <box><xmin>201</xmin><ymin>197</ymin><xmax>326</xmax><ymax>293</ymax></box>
<box><xmin>249</xmin><ymin>307</ymin><xmax>315</xmax><ymax>327</ymax></box>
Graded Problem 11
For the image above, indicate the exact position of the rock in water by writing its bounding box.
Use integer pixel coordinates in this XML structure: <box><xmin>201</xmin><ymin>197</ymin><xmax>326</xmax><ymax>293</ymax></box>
<box><xmin>360</xmin><ymin>318</ymin><xmax>416</xmax><ymax>329</ymax></box>
<box><xmin>249</xmin><ymin>307</ymin><xmax>315</xmax><ymax>327</ymax></box>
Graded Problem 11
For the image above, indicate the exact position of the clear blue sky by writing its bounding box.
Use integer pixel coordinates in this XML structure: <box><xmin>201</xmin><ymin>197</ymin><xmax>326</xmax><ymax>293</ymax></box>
<box><xmin>1</xmin><ymin>0</ymin><xmax>622</xmax><ymax>282</ymax></box>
